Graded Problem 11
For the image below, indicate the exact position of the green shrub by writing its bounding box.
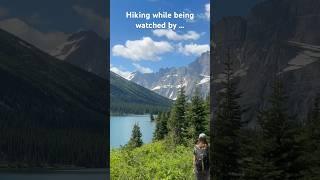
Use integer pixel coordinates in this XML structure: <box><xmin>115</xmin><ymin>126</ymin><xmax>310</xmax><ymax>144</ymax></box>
<box><xmin>111</xmin><ymin>141</ymin><xmax>194</xmax><ymax>179</ymax></box>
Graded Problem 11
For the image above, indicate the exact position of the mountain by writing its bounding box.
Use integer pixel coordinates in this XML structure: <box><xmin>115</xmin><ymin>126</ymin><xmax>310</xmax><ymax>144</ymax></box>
<box><xmin>51</xmin><ymin>30</ymin><xmax>107</xmax><ymax>78</ymax></box>
<box><xmin>0</xmin><ymin>18</ymin><xmax>68</xmax><ymax>53</ymax></box>
<box><xmin>0</xmin><ymin>28</ymin><xmax>108</xmax><ymax>167</ymax></box>
<box><xmin>110</xmin><ymin>72</ymin><xmax>172</xmax><ymax>114</ymax></box>
<box><xmin>212</xmin><ymin>0</ymin><xmax>320</xmax><ymax>126</ymax></box>
<box><xmin>130</xmin><ymin>51</ymin><xmax>210</xmax><ymax>100</ymax></box>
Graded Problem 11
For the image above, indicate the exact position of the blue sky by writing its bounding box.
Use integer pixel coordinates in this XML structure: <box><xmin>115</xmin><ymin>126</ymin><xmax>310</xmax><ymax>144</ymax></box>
<box><xmin>110</xmin><ymin>0</ymin><xmax>210</xmax><ymax>79</ymax></box>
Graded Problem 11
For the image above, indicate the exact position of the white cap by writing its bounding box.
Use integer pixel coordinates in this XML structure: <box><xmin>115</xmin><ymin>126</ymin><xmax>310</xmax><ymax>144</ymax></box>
<box><xmin>199</xmin><ymin>133</ymin><xmax>206</xmax><ymax>139</ymax></box>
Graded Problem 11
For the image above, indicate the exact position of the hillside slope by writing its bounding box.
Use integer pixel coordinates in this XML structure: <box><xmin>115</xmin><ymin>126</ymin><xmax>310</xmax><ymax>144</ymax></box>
<box><xmin>110</xmin><ymin>72</ymin><xmax>172</xmax><ymax>114</ymax></box>
<box><xmin>0</xmin><ymin>29</ymin><xmax>108</xmax><ymax>167</ymax></box>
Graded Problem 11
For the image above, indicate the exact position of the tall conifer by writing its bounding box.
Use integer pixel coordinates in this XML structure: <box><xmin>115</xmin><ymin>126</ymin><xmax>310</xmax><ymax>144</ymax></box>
<box><xmin>168</xmin><ymin>86</ymin><xmax>187</xmax><ymax>144</ymax></box>
<box><xmin>244</xmin><ymin>79</ymin><xmax>304</xmax><ymax>179</ymax></box>
<box><xmin>212</xmin><ymin>53</ymin><xmax>242</xmax><ymax>179</ymax></box>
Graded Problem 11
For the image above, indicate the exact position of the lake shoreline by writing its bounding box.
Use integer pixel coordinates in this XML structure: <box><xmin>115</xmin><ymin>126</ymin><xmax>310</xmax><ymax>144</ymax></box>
<box><xmin>0</xmin><ymin>168</ymin><xmax>108</xmax><ymax>174</ymax></box>
<box><xmin>110</xmin><ymin>115</ymin><xmax>155</xmax><ymax>148</ymax></box>
<box><xmin>110</xmin><ymin>113</ymin><xmax>151</xmax><ymax>116</ymax></box>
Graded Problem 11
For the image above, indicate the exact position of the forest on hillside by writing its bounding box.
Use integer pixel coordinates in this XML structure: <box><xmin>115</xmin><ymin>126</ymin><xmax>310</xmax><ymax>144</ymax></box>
<box><xmin>0</xmin><ymin>28</ymin><xmax>108</xmax><ymax>168</ymax></box>
<box><xmin>110</xmin><ymin>72</ymin><xmax>172</xmax><ymax>115</ymax></box>
<box><xmin>210</xmin><ymin>55</ymin><xmax>320</xmax><ymax>179</ymax></box>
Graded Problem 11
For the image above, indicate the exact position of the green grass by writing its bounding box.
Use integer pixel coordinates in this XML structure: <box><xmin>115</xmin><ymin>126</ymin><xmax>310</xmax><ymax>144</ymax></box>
<box><xmin>111</xmin><ymin>141</ymin><xmax>194</xmax><ymax>179</ymax></box>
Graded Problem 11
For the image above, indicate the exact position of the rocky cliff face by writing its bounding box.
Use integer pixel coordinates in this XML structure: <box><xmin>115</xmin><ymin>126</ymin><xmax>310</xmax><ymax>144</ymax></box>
<box><xmin>131</xmin><ymin>52</ymin><xmax>210</xmax><ymax>100</ymax></box>
<box><xmin>212</xmin><ymin>0</ymin><xmax>320</xmax><ymax>125</ymax></box>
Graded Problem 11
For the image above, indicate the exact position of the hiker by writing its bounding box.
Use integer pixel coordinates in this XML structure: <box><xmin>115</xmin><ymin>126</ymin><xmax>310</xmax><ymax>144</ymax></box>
<box><xmin>193</xmin><ymin>133</ymin><xmax>210</xmax><ymax>180</ymax></box>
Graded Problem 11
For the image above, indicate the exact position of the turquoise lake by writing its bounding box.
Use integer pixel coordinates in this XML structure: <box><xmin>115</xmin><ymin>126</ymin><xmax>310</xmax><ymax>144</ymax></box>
<box><xmin>110</xmin><ymin>115</ymin><xmax>156</xmax><ymax>148</ymax></box>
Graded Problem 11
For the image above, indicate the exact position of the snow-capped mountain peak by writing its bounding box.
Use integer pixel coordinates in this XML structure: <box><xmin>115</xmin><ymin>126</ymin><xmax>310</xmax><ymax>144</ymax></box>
<box><xmin>130</xmin><ymin>51</ymin><xmax>210</xmax><ymax>99</ymax></box>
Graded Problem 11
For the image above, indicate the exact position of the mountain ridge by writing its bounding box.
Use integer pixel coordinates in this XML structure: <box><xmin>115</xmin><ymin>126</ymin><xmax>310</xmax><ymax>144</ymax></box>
<box><xmin>130</xmin><ymin>51</ymin><xmax>210</xmax><ymax>100</ymax></box>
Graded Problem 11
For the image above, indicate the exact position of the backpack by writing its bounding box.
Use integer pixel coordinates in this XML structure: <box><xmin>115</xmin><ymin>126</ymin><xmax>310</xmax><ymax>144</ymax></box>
<box><xmin>194</xmin><ymin>145</ymin><xmax>209</xmax><ymax>172</ymax></box>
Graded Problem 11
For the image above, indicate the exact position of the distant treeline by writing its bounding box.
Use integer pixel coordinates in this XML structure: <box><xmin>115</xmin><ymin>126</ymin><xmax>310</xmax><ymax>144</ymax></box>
<box><xmin>0</xmin><ymin>128</ymin><xmax>107</xmax><ymax>168</ymax></box>
<box><xmin>111</xmin><ymin>102</ymin><xmax>171</xmax><ymax>115</ymax></box>
<box><xmin>0</xmin><ymin>108</ymin><xmax>108</xmax><ymax>168</ymax></box>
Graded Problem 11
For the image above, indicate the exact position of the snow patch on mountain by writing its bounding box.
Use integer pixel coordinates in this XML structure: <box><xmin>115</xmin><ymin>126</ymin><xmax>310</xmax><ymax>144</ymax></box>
<box><xmin>283</xmin><ymin>41</ymin><xmax>320</xmax><ymax>72</ymax></box>
<box><xmin>51</xmin><ymin>37</ymin><xmax>85</xmax><ymax>60</ymax></box>
<box><xmin>197</xmin><ymin>75</ymin><xmax>210</xmax><ymax>85</ymax></box>
<box><xmin>169</xmin><ymin>91</ymin><xmax>174</xmax><ymax>99</ymax></box>
<box><xmin>126</xmin><ymin>72</ymin><xmax>136</xmax><ymax>81</ymax></box>
<box><xmin>152</xmin><ymin>86</ymin><xmax>161</xmax><ymax>91</ymax></box>
<box><xmin>130</xmin><ymin>52</ymin><xmax>210</xmax><ymax>99</ymax></box>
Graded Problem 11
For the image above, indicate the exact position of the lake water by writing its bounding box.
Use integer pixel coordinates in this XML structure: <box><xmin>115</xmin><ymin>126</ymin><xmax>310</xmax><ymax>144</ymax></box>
<box><xmin>110</xmin><ymin>115</ymin><xmax>155</xmax><ymax>148</ymax></box>
<box><xmin>0</xmin><ymin>115</ymin><xmax>154</xmax><ymax>178</ymax></box>
<box><xmin>0</xmin><ymin>169</ymin><xmax>108</xmax><ymax>180</ymax></box>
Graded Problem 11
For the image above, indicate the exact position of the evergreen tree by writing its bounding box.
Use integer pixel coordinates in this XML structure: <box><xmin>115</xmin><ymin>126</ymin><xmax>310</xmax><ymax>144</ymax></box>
<box><xmin>150</xmin><ymin>113</ymin><xmax>155</xmax><ymax>122</ymax></box>
<box><xmin>244</xmin><ymin>79</ymin><xmax>304</xmax><ymax>179</ymax></box>
<box><xmin>153</xmin><ymin>112</ymin><xmax>169</xmax><ymax>141</ymax></box>
<box><xmin>127</xmin><ymin>123</ymin><xmax>143</xmax><ymax>148</ymax></box>
<box><xmin>189</xmin><ymin>89</ymin><xmax>207</xmax><ymax>139</ymax></box>
<box><xmin>204</xmin><ymin>94</ymin><xmax>210</xmax><ymax>136</ymax></box>
<box><xmin>212</xmin><ymin>56</ymin><xmax>242</xmax><ymax>179</ymax></box>
<box><xmin>168</xmin><ymin>86</ymin><xmax>187</xmax><ymax>144</ymax></box>
<box><xmin>301</xmin><ymin>94</ymin><xmax>320</xmax><ymax>179</ymax></box>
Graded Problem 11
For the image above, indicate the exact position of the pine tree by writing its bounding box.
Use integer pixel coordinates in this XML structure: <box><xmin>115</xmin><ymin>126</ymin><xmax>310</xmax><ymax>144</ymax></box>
<box><xmin>127</xmin><ymin>123</ymin><xmax>143</xmax><ymax>148</ymax></box>
<box><xmin>302</xmin><ymin>94</ymin><xmax>320</xmax><ymax>179</ymax></box>
<box><xmin>244</xmin><ymin>79</ymin><xmax>304</xmax><ymax>179</ymax></box>
<box><xmin>204</xmin><ymin>94</ymin><xmax>210</xmax><ymax>136</ymax></box>
<box><xmin>212</xmin><ymin>56</ymin><xmax>242</xmax><ymax>179</ymax></box>
<box><xmin>153</xmin><ymin>112</ymin><xmax>169</xmax><ymax>141</ymax></box>
<box><xmin>168</xmin><ymin>86</ymin><xmax>187</xmax><ymax>144</ymax></box>
<box><xmin>189</xmin><ymin>89</ymin><xmax>207</xmax><ymax>139</ymax></box>
<box><xmin>150</xmin><ymin>113</ymin><xmax>155</xmax><ymax>122</ymax></box>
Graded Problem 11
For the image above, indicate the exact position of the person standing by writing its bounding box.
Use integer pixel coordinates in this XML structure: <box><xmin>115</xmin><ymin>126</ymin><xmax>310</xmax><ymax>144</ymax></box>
<box><xmin>193</xmin><ymin>133</ymin><xmax>210</xmax><ymax>180</ymax></box>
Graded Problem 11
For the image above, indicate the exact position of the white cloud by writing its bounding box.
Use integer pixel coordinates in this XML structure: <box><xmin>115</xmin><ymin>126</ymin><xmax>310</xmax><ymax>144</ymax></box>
<box><xmin>73</xmin><ymin>5</ymin><xmax>108</xmax><ymax>38</ymax></box>
<box><xmin>198</xmin><ymin>3</ymin><xmax>210</xmax><ymax>21</ymax></box>
<box><xmin>152</xmin><ymin>29</ymin><xmax>200</xmax><ymax>41</ymax></box>
<box><xmin>0</xmin><ymin>18</ymin><xmax>68</xmax><ymax>52</ymax></box>
<box><xmin>178</xmin><ymin>43</ymin><xmax>210</xmax><ymax>56</ymax></box>
<box><xmin>133</xmin><ymin>63</ymin><xmax>153</xmax><ymax>73</ymax></box>
<box><xmin>112</xmin><ymin>37</ymin><xmax>173</xmax><ymax>61</ymax></box>
<box><xmin>110</xmin><ymin>65</ymin><xmax>132</xmax><ymax>80</ymax></box>
<box><xmin>205</xmin><ymin>3</ymin><xmax>210</xmax><ymax>20</ymax></box>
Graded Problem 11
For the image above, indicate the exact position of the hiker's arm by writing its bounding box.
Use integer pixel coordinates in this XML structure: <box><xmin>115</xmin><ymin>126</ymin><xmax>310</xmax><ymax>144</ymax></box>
<box><xmin>193</xmin><ymin>147</ymin><xmax>196</xmax><ymax>172</ymax></box>
<box><xmin>193</xmin><ymin>155</ymin><xmax>196</xmax><ymax>167</ymax></box>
